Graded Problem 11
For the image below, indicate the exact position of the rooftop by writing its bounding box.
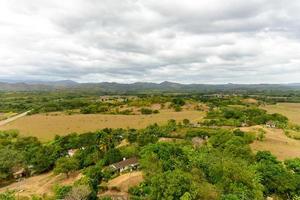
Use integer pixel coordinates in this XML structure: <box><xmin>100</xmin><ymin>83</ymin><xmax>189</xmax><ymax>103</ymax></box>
<box><xmin>111</xmin><ymin>157</ymin><xmax>139</xmax><ymax>170</ymax></box>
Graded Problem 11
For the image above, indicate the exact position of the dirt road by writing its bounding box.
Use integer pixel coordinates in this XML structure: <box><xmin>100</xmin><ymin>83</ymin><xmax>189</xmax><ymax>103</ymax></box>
<box><xmin>0</xmin><ymin>111</ymin><xmax>31</xmax><ymax>126</ymax></box>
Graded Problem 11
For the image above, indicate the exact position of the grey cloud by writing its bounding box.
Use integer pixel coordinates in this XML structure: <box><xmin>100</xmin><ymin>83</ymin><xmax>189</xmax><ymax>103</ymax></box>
<box><xmin>0</xmin><ymin>0</ymin><xmax>300</xmax><ymax>83</ymax></box>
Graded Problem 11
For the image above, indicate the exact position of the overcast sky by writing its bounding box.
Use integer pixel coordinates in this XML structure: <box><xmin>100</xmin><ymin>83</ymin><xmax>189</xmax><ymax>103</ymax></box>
<box><xmin>0</xmin><ymin>0</ymin><xmax>300</xmax><ymax>84</ymax></box>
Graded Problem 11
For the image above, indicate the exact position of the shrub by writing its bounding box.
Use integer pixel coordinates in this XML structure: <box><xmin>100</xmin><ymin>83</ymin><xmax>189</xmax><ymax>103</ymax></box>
<box><xmin>140</xmin><ymin>108</ymin><xmax>153</xmax><ymax>115</ymax></box>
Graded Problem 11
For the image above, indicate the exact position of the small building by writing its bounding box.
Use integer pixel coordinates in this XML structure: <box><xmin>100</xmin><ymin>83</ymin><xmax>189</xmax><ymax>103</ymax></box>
<box><xmin>241</xmin><ymin>122</ymin><xmax>249</xmax><ymax>127</ymax></box>
<box><xmin>67</xmin><ymin>149</ymin><xmax>78</xmax><ymax>157</ymax></box>
<box><xmin>266</xmin><ymin>121</ymin><xmax>276</xmax><ymax>128</ymax></box>
<box><xmin>192</xmin><ymin>137</ymin><xmax>206</xmax><ymax>148</ymax></box>
<box><xmin>191</xmin><ymin>123</ymin><xmax>201</xmax><ymax>128</ymax></box>
<box><xmin>13</xmin><ymin>168</ymin><xmax>26</xmax><ymax>179</ymax></box>
<box><xmin>110</xmin><ymin>157</ymin><xmax>139</xmax><ymax>173</ymax></box>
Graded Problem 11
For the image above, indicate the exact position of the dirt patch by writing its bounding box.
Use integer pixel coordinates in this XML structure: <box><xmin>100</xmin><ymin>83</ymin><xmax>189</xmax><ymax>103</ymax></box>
<box><xmin>242</xmin><ymin>98</ymin><xmax>258</xmax><ymax>104</ymax></box>
<box><xmin>0</xmin><ymin>172</ymin><xmax>82</xmax><ymax>198</ymax></box>
<box><xmin>0</xmin><ymin>110</ymin><xmax>204</xmax><ymax>141</ymax></box>
<box><xmin>100</xmin><ymin>172</ymin><xmax>143</xmax><ymax>200</ymax></box>
<box><xmin>107</xmin><ymin>171</ymin><xmax>143</xmax><ymax>192</ymax></box>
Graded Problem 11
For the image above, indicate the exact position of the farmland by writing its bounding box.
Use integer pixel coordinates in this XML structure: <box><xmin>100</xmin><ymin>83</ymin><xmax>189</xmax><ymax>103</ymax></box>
<box><xmin>0</xmin><ymin>110</ymin><xmax>204</xmax><ymax>141</ymax></box>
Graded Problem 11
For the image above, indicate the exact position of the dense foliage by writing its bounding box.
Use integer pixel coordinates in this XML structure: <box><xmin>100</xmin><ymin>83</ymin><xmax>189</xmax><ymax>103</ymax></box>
<box><xmin>204</xmin><ymin>106</ymin><xmax>288</xmax><ymax>127</ymax></box>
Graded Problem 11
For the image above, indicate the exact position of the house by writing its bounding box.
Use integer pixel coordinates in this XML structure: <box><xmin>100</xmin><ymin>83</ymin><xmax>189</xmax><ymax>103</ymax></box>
<box><xmin>241</xmin><ymin>122</ymin><xmax>249</xmax><ymax>127</ymax></box>
<box><xmin>191</xmin><ymin>137</ymin><xmax>206</xmax><ymax>148</ymax></box>
<box><xmin>13</xmin><ymin>168</ymin><xmax>26</xmax><ymax>179</ymax></box>
<box><xmin>110</xmin><ymin>157</ymin><xmax>139</xmax><ymax>173</ymax></box>
<box><xmin>191</xmin><ymin>123</ymin><xmax>201</xmax><ymax>128</ymax></box>
<box><xmin>266</xmin><ymin>121</ymin><xmax>276</xmax><ymax>128</ymax></box>
<box><xmin>67</xmin><ymin>149</ymin><xmax>78</xmax><ymax>157</ymax></box>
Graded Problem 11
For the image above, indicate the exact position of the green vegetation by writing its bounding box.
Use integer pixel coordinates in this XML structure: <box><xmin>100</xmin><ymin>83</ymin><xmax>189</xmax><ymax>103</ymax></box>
<box><xmin>140</xmin><ymin>108</ymin><xmax>159</xmax><ymax>115</ymax></box>
<box><xmin>204</xmin><ymin>106</ymin><xmax>288</xmax><ymax>127</ymax></box>
<box><xmin>0</xmin><ymin>93</ymin><xmax>300</xmax><ymax>199</ymax></box>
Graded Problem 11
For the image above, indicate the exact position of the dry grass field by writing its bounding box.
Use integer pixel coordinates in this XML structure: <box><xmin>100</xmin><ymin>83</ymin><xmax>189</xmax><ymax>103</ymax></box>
<box><xmin>0</xmin><ymin>110</ymin><xmax>204</xmax><ymax>141</ymax></box>
<box><xmin>241</xmin><ymin>126</ymin><xmax>300</xmax><ymax>160</ymax></box>
<box><xmin>261</xmin><ymin>103</ymin><xmax>300</xmax><ymax>124</ymax></box>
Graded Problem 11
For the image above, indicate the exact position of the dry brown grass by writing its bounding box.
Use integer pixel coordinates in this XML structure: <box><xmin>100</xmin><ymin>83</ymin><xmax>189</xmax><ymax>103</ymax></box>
<box><xmin>0</xmin><ymin>172</ymin><xmax>82</xmax><ymax>198</ymax></box>
<box><xmin>241</xmin><ymin>126</ymin><xmax>300</xmax><ymax>160</ymax></box>
<box><xmin>261</xmin><ymin>103</ymin><xmax>300</xmax><ymax>124</ymax></box>
<box><xmin>242</xmin><ymin>98</ymin><xmax>258</xmax><ymax>104</ymax></box>
<box><xmin>0</xmin><ymin>110</ymin><xmax>204</xmax><ymax>141</ymax></box>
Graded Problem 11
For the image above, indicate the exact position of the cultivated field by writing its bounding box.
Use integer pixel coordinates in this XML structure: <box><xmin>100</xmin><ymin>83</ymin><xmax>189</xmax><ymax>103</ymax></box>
<box><xmin>261</xmin><ymin>103</ymin><xmax>300</xmax><ymax>124</ymax></box>
<box><xmin>0</xmin><ymin>110</ymin><xmax>204</xmax><ymax>141</ymax></box>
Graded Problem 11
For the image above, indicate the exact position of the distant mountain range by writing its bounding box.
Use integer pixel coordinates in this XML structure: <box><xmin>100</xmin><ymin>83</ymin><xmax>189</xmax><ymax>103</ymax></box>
<box><xmin>0</xmin><ymin>80</ymin><xmax>300</xmax><ymax>93</ymax></box>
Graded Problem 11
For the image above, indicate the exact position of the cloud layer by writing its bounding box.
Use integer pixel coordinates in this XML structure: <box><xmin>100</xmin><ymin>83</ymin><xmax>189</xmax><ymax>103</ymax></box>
<box><xmin>0</xmin><ymin>0</ymin><xmax>300</xmax><ymax>83</ymax></box>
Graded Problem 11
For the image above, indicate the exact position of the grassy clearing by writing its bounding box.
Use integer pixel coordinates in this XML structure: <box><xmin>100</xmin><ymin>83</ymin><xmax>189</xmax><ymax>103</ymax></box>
<box><xmin>261</xmin><ymin>103</ymin><xmax>300</xmax><ymax>124</ymax></box>
<box><xmin>0</xmin><ymin>110</ymin><xmax>204</xmax><ymax>141</ymax></box>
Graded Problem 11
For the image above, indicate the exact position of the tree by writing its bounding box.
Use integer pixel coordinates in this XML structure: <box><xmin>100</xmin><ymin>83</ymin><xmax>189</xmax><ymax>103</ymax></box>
<box><xmin>54</xmin><ymin>157</ymin><xmax>79</xmax><ymax>177</ymax></box>
<box><xmin>183</xmin><ymin>119</ymin><xmax>190</xmax><ymax>126</ymax></box>
<box><xmin>65</xmin><ymin>185</ymin><xmax>91</xmax><ymax>200</ymax></box>
<box><xmin>0</xmin><ymin>191</ymin><xmax>16</xmax><ymax>200</ymax></box>
<box><xmin>141</xmin><ymin>108</ymin><xmax>153</xmax><ymax>115</ymax></box>
<box><xmin>54</xmin><ymin>185</ymin><xmax>72</xmax><ymax>200</ymax></box>
<box><xmin>172</xmin><ymin>98</ymin><xmax>185</xmax><ymax>106</ymax></box>
<box><xmin>0</xmin><ymin>147</ymin><xmax>22</xmax><ymax>180</ymax></box>
<box><xmin>149</xmin><ymin>169</ymin><xmax>197</xmax><ymax>200</ymax></box>
<box><xmin>256</xmin><ymin>153</ymin><xmax>298</xmax><ymax>198</ymax></box>
<box><xmin>104</xmin><ymin>148</ymin><xmax>122</xmax><ymax>165</ymax></box>
<box><xmin>285</xmin><ymin>158</ymin><xmax>300</xmax><ymax>174</ymax></box>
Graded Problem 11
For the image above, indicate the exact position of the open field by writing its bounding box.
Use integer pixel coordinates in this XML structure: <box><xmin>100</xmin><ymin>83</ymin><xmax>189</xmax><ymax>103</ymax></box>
<box><xmin>261</xmin><ymin>103</ymin><xmax>300</xmax><ymax>124</ymax></box>
<box><xmin>0</xmin><ymin>172</ymin><xmax>82</xmax><ymax>198</ymax></box>
<box><xmin>241</xmin><ymin>126</ymin><xmax>300</xmax><ymax>160</ymax></box>
<box><xmin>0</xmin><ymin>110</ymin><xmax>204</xmax><ymax>141</ymax></box>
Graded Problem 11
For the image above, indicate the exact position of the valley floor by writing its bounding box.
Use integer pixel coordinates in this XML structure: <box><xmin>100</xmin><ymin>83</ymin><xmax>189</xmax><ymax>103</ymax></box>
<box><xmin>0</xmin><ymin>110</ymin><xmax>204</xmax><ymax>141</ymax></box>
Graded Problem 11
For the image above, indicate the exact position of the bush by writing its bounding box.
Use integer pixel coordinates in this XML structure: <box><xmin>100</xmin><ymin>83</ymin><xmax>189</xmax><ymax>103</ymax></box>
<box><xmin>140</xmin><ymin>108</ymin><xmax>153</xmax><ymax>115</ymax></box>
<box><xmin>54</xmin><ymin>185</ymin><xmax>72</xmax><ymax>200</ymax></box>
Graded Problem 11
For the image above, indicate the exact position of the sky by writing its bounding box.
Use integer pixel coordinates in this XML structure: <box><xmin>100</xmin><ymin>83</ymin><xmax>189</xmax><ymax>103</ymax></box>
<box><xmin>0</xmin><ymin>0</ymin><xmax>300</xmax><ymax>84</ymax></box>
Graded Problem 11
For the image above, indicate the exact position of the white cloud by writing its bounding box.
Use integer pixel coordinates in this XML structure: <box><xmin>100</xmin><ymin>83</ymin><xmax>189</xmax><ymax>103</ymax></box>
<box><xmin>0</xmin><ymin>0</ymin><xmax>300</xmax><ymax>83</ymax></box>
